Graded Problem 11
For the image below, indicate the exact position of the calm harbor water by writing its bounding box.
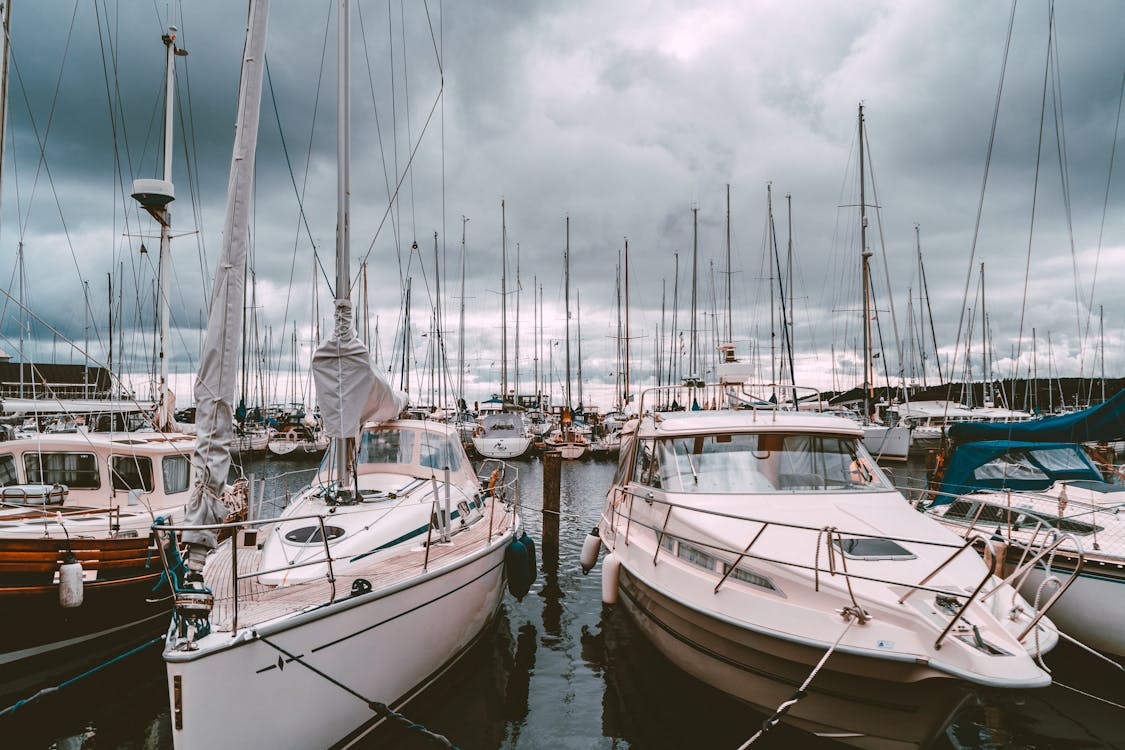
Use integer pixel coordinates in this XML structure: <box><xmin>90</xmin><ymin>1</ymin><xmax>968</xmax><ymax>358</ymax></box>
<box><xmin>4</xmin><ymin>453</ymin><xmax>1124</xmax><ymax>749</ymax></box>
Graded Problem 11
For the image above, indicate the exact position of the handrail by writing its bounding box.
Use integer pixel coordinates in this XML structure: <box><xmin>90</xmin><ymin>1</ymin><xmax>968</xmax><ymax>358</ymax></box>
<box><xmin>931</xmin><ymin>562</ymin><xmax>997</xmax><ymax>650</ymax></box>
<box><xmin>635</xmin><ymin>381</ymin><xmax>824</xmax><ymax>422</ymax></box>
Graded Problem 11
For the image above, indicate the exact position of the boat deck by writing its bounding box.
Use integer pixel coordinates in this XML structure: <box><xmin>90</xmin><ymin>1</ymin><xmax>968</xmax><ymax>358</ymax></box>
<box><xmin>203</xmin><ymin>505</ymin><xmax>515</xmax><ymax>631</ymax></box>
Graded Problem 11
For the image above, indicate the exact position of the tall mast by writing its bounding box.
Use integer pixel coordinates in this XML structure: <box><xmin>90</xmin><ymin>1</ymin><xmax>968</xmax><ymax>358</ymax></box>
<box><xmin>564</xmin><ymin>217</ymin><xmax>572</xmax><ymax>409</ymax></box>
<box><xmin>767</xmin><ymin>185</ymin><xmax>776</xmax><ymax>392</ymax></box>
<box><xmin>333</xmin><ymin>0</ymin><xmax>351</xmax><ymax>487</ymax></box>
<box><xmin>624</xmin><ymin>237</ymin><xmax>631</xmax><ymax>406</ymax></box>
<box><xmin>725</xmin><ymin>183</ymin><xmax>732</xmax><ymax>345</ymax></box>
<box><xmin>515</xmin><ymin>242</ymin><xmax>521</xmax><ymax>406</ymax></box>
<box><xmin>432</xmin><ymin>231</ymin><xmax>443</xmax><ymax>409</ymax></box>
<box><xmin>670</xmin><ymin>253</ymin><xmax>679</xmax><ymax>387</ymax></box>
<box><xmin>980</xmin><ymin>262</ymin><xmax>988</xmax><ymax>406</ymax></box>
<box><xmin>615</xmin><ymin>255</ymin><xmax>622</xmax><ymax>409</ymax></box>
<box><xmin>500</xmin><ymin>199</ymin><xmax>508</xmax><ymax>404</ymax></box>
<box><xmin>576</xmin><ymin>289</ymin><xmax>584</xmax><ymax>408</ymax></box>
<box><xmin>129</xmin><ymin>21</ymin><xmax>183</xmax><ymax>429</ymax></box>
<box><xmin>859</xmin><ymin>103</ymin><xmax>874</xmax><ymax>419</ymax></box>
<box><xmin>689</xmin><ymin>207</ymin><xmax>699</xmax><ymax>383</ymax></box>
<box><xmin>0</xmin><ymin>0</ymin><xmax>12</xmax><ymax>215</ymax></box>
<box><xmin>458</xmin><ymin>216</ymin><xmax>467</xmax><ymax>407</ymax></box>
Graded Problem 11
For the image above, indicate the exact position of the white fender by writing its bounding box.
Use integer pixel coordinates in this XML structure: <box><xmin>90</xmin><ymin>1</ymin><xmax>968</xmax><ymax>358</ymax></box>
<box><xmin>601</xmin><ymin>553</ymin><xmax>620</xmax><ymax>605</ymax></box>
<box><xmin>580</xmin><ymin>527</ymin><xmax>601</xmax><ymax>575</ymax></box>
<box><xmin>59</xmin><ymin>556</ymin><xmax>85</xmax><ymax>608</ymax></box>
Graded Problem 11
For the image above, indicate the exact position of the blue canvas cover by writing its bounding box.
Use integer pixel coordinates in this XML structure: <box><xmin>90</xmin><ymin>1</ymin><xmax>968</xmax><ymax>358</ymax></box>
<box><xmin>947</xmin><ymin>390</ymin><xmax>1125</xmax><ymax>444</ymax></box>
<box><xmin>934</xmin><ymin>440</ymin><xmax>1103</xmax><ymax>501</ymax></box>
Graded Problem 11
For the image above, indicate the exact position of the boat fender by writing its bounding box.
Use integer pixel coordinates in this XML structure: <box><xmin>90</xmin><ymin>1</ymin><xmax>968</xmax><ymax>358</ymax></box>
<box><xmin>59</xmin><ymin>550</ymin><xmax>84</xmax><ymax>608</ymax></box>
<box><xmin>580</xmin><ymin>527</ymin><xmax>601</xmax><ymax>575</ymax></box>
<box><xmin>601</xmin><ymin>553</ymin><xmax>620</xmax><ymax>605</ymax></box>
<box><xmin>505</xmin><ymin>533</ymin><xmax>538</xmax><ymax>601</ymax></box>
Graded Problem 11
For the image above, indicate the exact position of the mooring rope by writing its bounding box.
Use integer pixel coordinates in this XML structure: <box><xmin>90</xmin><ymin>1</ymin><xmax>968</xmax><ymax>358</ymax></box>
<box><xmin>735</xmin><ymin>613</ymin><xmax>860</xmax><ymax>749</ymax></box>
<box><xmin>258</xmin><ymin>634</ymin><xmax>459</xmax><ymax>749</ymax></box>
<box><xmin>0</xmin><ymin>634</ymin><xmax>165</xmax><ymax>718</ymax></box>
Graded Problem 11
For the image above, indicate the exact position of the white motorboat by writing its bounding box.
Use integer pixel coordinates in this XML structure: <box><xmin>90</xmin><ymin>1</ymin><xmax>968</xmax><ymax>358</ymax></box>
<box><xmin>594</xmin><ymin>381</ymin><xmax>1060</xmax><ymax>749</ymax></box>
<box><xmin>472</xmin><ymin>413</ymin><xmax>532</xmax><ymax>459</ymax></box>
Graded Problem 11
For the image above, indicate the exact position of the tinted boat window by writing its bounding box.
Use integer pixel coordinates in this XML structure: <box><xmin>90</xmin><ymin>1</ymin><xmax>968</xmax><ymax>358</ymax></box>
<box><xmin>111</xmin><ymin>455</ymin><xmax>154</xmax><ymax>492</ymax></box>
<box><xmin>0</xmin><ymin>454</ymin><xmax>16</xmax><ymax>486</ymax></box>
<box><xmin>24</xmin><ymin>452</ymin><xmax>101</xmax><ymax>489</ymax></box>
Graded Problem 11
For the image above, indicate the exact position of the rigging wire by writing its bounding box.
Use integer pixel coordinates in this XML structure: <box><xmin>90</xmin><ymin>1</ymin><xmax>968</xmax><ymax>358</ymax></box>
<box><xmin>948</xmin><ymin>0</ymin><xmax>1018</xmax><ymax>389</ymax></box>
<box><xmin>1009</xmin><ymin>1</ymin><xmax>1054</xmax><ymax>384</ymax></box>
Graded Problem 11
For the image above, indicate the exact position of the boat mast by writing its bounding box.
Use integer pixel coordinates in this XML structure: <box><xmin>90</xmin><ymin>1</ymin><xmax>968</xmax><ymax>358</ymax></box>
<box><xmin>0</xmin><ymin>0</ymin><xmax>11</xmax><ymax>216</ymax></box>
<box><xmin>689</xmin><ymin>207</ymin><xmax>699</xmax><ymax>385</ymax></box>
<box><xmin>432</xmin><ymin>231</ymin><xmax>444</xmax><ymax>410</ymax></box>
<box><xmin>859</xmin><ymin>104</ymin><xmax>874</xmax><ymax>420</ymax></box>
<box><xmin>725</xmin><ymin>183</ymin><xmax>732</xmax><ymax>346</ymax></box>
<box><xmin>767</xmin><ymin>185</ymin><xmax>776</xmax><ymax>395</ymax></box>
<box><xmin>500</xmin><ymin>199</ymin><xmax>508</xmax><ymax>406</ymax></box>
<box><xmin>334</xmin><ymin>0</ymin><xmax>351</xmax><ymax>488</ymax></box>
<box><xmin>458</xmin><ymin>216</ymin><xmax>467</xmax><ymax>408</ymax></box>
<box><xmin>980</xmin><ymin>262</ymin><xmax>989</xmax><ymax>406</ymax></box>
<box><xmin>515</xmin><ymin>242</ymin><xmax>521</xmax><ymax>407</ymax></box>
<box><xmin>624</xmin><ymin>237</ymin><xmax>631</xmax><ymax>406</ymax></box>
<box><xmin>564</xmin><ymin>217</ymin><xmax>572</xmax><ymax>410</ymax></box>
<box><xmin>576</xmin><ymin>289</ymin><xmax>584</xmax><ymax>409</ymax></box>
<box><xmin>615</xmin><ymin>254</ymin><xmax>622</xmax><ymax>409</ymax></box>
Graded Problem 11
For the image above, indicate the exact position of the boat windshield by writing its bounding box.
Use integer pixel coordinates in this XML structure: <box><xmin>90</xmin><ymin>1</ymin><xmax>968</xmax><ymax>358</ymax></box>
<box><xmin>635</xmin><ymin>432</ymin><xmax>891</xmax><ymax>494</ymax></box>
<box><xmin>357</xmin><ymin>428</ymin><xmax>415</xmax><ymax>465</ymax></box>
<box><xmin>355</xmin><ymin>427</ymin><xmax>464</xmax><ymax>472</ymax></box>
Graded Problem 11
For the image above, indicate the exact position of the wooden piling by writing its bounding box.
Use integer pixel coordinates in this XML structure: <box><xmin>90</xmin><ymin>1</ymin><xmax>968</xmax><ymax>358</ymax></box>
<box><xmin>542</xmin><ymin>450</ymin><xmax>561</xmax><ymax>571</ymax></box>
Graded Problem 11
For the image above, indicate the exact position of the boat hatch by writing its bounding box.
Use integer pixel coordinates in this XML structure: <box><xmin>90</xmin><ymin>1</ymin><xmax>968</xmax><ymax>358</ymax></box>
<box><xmin>284</xmin><ymin>525</ymin><xmax>346</xmax><ymax>544</ymax></box>
<box><xmin>832</xmin><ymin>537</ymin><xmax>916</xmax><ymax>561</ymax></box>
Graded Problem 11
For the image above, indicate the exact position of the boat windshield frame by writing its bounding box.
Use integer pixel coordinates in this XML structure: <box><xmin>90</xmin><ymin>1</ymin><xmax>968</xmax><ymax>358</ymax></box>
<box><xmin>632</xmin><ymin>431</ymin><xmax>892</xmax><ymax>494</ymax></box>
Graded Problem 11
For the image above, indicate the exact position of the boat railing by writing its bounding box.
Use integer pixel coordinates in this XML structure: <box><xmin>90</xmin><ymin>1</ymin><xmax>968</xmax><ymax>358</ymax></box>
<box><xmin>609</xmin><ymin>486</ymin><xmax>1071</xmax><ymax>646</ymax></box>
<box><xmin>476</xmin><ymin>458</ymin><xmax>519</xmax><ymax>545</ymax></box>
<box><xmin>152</xmin><ymin>513</ymin><xmax>338</xmax><ymax>633</ymax></box>
<box><xmin>635</xmin><ymin>382</ymin><xmax>824</xmax><ymax>420</ymax></box>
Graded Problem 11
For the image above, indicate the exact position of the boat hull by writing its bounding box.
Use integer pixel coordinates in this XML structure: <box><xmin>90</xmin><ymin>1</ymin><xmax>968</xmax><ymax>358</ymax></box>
<box><xmin>165</xmin><ymin>540</ymin><xmax>508</xmax><ymax>749</ymax></box>
<box><xmin>0</xmin><ymin>559</ymin><xmax>169</xmax><ymax>703</ymax></box>
<box><xmin>1014</xmin><ymin>555</ymin><xmax>1125</xmax><ymax>657</ymax></box>
<box><xmin>616</xmin><ymin>566</ymin><xmax>967</xmax><ymax>750</ymax></box>
<box><xmin>472</xmin><ymin>435</ymin><xmax>532</xmax><ymax>460</ymax></box>
<box><xmin>862</xmin><ymin>425</ymin><xmax>910</xmax><ymax>462</ymax></box>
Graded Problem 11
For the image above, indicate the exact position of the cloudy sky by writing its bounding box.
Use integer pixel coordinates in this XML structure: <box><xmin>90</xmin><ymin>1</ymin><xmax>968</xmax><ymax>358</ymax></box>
<box><xmin>1</xmin><ymin>0</ymin><xmax>1123</xmax><ymax>410</ymax></box>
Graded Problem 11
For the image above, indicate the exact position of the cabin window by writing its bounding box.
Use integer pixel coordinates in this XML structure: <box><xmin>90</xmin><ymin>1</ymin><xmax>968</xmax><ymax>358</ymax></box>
<box><xmin>418</xmin><ymin>432</ymin><xmax>462</xmax><ymax>471</ymax></box>
<box><xmin>24</xmin><ymin>452</ymin><xmax>100</xmax><ymax>489</ymax></box>
<box><xmin>162</xmin><ymin>455</ymin><xmax>191</xmax><ymax>494</ymax></box>
<box><xmin>111</xmin><ymin>456</ymin><xmax>154</xmax><ymax>492</ymax></box>
<box><xmin>0</xmin><ymin>454</ymin><xmax>17</xmax><ymax>486</ymax></box>
<box><xmin>721</xmin><ymin>563</ymin><xmax>780</xmax><ymax>593</ymax></box>
<box><xmin>357</xmin><ymin>429</ymin><xmax>415</xmax><ymax>465</ymax></box>
<box><xmin>1028</xmin><ymin>447</ymin><xmax>1091</xmax><ymax>474</ymax></box>
<box><xmin>677</xmin><ymin>542</ymin><xmax>718</xmax><ymax>571</ymax></box>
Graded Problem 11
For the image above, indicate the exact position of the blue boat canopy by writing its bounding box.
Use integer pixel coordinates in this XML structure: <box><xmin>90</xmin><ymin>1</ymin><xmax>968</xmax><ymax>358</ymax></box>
<box><xmin>947</xmin><ymin>390</ymin><xmax>1125</xmax><ymax>444</ymax></box>
<box><xmin>934</xmin><ymin>440</ymin><xmax>1103</xmax><ymax>502</ymax></box>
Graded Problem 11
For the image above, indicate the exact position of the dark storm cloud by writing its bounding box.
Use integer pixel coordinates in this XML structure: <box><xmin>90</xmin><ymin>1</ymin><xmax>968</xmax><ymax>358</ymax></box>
<box><xmin>2</xmin><ymin>1</ymin><xmax>1124</xmax><ymax>407</ymax></box>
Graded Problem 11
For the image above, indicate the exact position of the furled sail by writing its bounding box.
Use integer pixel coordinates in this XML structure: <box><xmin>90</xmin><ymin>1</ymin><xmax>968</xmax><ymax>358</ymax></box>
<box><xmin>313</xmin><ymin>298</ymin><xmax>406</xmax><ymax>439</ymax></box>
<box><xmin>183</xmin><ymin>2</ymin><xmax>269</xmax><ymax>551</ymax></box>
<box><xmin>947</xmin><ymin>390</ymin><xmax>1125</xmax><ymax>445</ymax></box>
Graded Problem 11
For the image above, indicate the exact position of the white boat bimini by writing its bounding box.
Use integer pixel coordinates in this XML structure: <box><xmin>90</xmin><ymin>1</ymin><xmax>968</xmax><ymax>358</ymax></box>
<box><xmin>593</xmin><ymin>381</ymin><xmax>1061</xmax><ymax>749</ymax></box>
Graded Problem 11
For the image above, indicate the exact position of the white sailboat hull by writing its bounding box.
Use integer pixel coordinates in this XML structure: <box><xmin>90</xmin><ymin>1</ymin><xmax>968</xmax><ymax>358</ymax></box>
<box><xmin>166</xmin><ymin>539</ymin><xmax>508</xmax><ymax>750</ymax></box>
<box><xmin>861</xmin><ymin>425</ymin><xmax>910</xmax><ymax>462</ymax></box>
<box><xmin>472</xmin><ymin>435</ymin><xmax>532</xmax><ymax>459</ymax></box>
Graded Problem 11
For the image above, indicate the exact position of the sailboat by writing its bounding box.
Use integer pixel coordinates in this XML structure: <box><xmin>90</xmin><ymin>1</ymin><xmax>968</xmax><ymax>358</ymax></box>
<box><xmin>546</xmin><ymin>217</ymin><xmax>588</xmax><ymax>459</ymax></box>
<box><xmin>473</xmin><ymin>200</ymin><xmax>531</xmax><ymax>460</ymax></box>
<box><xmin>155</xmin><ymin>4</ymin><xmax>523</xmax><ymax>747</ymax></box>
<box><xmin>852</xmin><ymin>104</ymin><xmax>910</xmax><ymax>462</ymax></box>
<box><xmin>0</xmin><ymin>20</ymin><xmax>247</xmax><ymax>702</ymax></box>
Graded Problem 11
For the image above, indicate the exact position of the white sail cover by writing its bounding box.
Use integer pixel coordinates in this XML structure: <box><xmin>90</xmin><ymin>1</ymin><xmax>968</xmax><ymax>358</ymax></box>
<box><xmin>183</xmin><ymin>1</ymin><xmax>269</xmax><ymax>548</ymax></box>
<box><xmin>313</xmin><ymin>299</ymin><xmax>406</xmax><ymax>438</ymax></box>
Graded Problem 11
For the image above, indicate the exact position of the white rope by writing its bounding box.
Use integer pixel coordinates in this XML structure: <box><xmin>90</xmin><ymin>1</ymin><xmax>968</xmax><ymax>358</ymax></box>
<box><xmin>736</xmin><ymin>614</ymin><xmax>859</xmax><ymax>749</ymax></box>
<box><xmin>1053</xmin><ymin>680</ymin><xmax>1125</xmax><ymax>711</ymax></box>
